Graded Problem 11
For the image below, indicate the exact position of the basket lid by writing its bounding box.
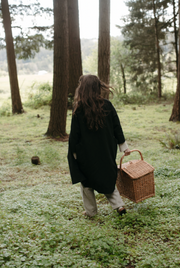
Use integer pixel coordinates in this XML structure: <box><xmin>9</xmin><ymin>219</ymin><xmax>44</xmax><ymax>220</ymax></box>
<box><xmin>121</xmin><ymin>159</ymin><xmax>154</xmax><ymax>179</ymax></box>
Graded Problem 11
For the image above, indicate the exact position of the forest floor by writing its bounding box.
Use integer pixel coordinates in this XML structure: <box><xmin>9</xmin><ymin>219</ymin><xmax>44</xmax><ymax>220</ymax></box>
<box><xmin>0</xmin><ymin>100</ymin><xmax>180</xmax><ymax>267</ymax></box>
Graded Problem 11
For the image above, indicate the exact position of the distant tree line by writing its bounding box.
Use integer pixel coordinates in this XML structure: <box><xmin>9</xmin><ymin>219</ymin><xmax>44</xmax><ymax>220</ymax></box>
<box><xmin>0</xmin><ymin>47</ymin><xmax>53</xmax><ymax>74</ymax></box>
<box><xmin>120</xmin><ymin>0</ymin><xmax>178</xmax><ymax>98</ymax></box>
<box><xmin>0</xmin><ymin>39</ymin><xmax>98</xmax><ymax>75</ymax></box>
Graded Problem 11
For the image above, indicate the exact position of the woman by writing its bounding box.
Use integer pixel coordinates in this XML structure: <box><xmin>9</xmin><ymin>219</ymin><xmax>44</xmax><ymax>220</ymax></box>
<box><xmin>68</xmin><ymin>74</ymin><xmax>130</xmax><ymax>217</ymax></box>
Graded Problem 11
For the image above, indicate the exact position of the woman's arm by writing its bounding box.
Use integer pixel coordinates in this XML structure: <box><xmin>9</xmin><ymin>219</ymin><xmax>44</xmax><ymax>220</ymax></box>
<box><xmin>119</xmin><ymin>142</ymin><xmax>131</xmax><ymax>156</ymax></box>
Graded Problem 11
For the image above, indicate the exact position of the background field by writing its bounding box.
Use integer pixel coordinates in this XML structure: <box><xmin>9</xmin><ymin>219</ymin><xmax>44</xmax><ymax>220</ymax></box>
<box><xmin>0</xmin><ymin>73</ymin><xmax>177</xmax><ymax>108</ymax></box>
<box><xmin>0</xmin><ymin>74</ymin><xmax>53</xmax><ymax>107</ymax></box>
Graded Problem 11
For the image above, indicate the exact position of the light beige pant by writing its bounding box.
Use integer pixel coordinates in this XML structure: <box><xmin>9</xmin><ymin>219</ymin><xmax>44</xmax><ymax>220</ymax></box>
<box><xmin>80</xmin><ymin>184</ymin><xmax>125</xmax><ymax>217</ymax></box>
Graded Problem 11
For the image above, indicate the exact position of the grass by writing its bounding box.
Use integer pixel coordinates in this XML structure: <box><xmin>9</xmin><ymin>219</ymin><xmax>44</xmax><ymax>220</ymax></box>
<box><xmin>0</xmin><ymin>99</ymin><xmax>180</xmax><ymax>267</ymax></box>
<box><xmin>0</xmin><ymin>74</ymin><xmax>53</xmax><ymax>106</ymax></box>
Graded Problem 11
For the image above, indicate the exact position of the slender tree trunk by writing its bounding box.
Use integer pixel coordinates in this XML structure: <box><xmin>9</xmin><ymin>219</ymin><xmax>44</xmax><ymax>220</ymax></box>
<box><xmin>120</xmin><ymin>63</ymin><xmax>126</xmax><ymax>94</ymax></box>
<box><xmin>1</xmin><ymin>0</ymin><xmax>23</xmax><ymax>114</ymax></box>
<box><xmin>152</xmin><ymin>0</ymin><xmax>162</xmax><ymax>98</ymax></box>
<box><xmin>68</xmin><ymin>0</ymin><xmax>82</xmax><ymax>97</ymax></box>
<box><xmin>98</xmin><ymin>0</ymin><xmax>110</xmax><ymax>98</ymax></box>
<box><xmin>169</xmin><ymin>0</ymin><xmax>180</xmax><ymax>122</ymax></box>
<box><xmin>46</xmin><ymin>0</ymin><xmax>69</xmax><ymax>138</ymax></box>
<box><xmin>172</xmin><ymin>0</ymin><xmax>178</xmax><ymax>77</ymax></box>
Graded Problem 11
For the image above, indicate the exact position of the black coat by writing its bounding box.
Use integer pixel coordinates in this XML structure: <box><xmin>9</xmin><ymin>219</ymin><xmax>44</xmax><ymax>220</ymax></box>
<box><xmin>68</xmin><ymin>99</ymin><xmax>125</xmax><ymax>194</ymax></box>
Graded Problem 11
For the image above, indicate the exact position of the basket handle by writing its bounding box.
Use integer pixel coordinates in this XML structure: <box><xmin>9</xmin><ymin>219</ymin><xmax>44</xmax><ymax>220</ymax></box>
<box><xmin>119</xmin><ymin>149</ymin><xmax>143</xmax><ymax>174</ymax></box>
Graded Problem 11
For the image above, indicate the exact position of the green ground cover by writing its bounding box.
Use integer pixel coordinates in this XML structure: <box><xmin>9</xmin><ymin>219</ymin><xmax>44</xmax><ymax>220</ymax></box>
<box><xmin>0</xmin><ymin>100</ymin><xmax>180</xmax><ymax>267</ymax></box>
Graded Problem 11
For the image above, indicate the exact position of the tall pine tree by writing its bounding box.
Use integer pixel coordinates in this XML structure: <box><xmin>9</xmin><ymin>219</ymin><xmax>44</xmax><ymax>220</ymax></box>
<box><xmin>68</xmin><ymin>0</ymin><xmax>82</xmax><ymax>97</ymax></box>
<box><xmin>122</xmin><ymin>0</ymin><xmax>169</xmax><ymax>95</ymax></box>
<box><xmin>98</xmin><ymin>0</ymin><xmax>110</xmax><ymax>98</ymax></box>
<box><xmin>169</xmin><ymin>0</ymin><xmax>180</xmax><ymax>122</ymax></box>
<box><xmin>46</xmin><ymin>0</ymin><xmax>69</xmax><ymax>138</ymax></box>
<box><xmin>1</xmin><ymin>0</ymin><xmax>23</xmax><ymax>114</ymax></box>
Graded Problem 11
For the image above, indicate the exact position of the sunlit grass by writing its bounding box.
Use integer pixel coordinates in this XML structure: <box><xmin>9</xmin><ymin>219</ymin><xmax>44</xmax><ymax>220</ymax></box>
<box><xmin>0</xmin><ymin>74</ymin><xmax>53</xmax><ymax>106</ymax></box>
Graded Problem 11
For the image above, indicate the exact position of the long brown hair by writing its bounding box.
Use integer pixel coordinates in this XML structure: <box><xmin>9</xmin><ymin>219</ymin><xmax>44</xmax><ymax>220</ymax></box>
<box><xmin>73</xmin><ymin>75</ymin><xmax>111</xmax><ymax>130</ymax></box>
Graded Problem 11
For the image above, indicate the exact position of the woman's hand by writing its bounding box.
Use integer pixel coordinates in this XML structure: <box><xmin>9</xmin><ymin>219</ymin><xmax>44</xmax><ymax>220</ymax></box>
<box><xmin>124</xmin><ymin>148</ymin><xmax>131</xmax><ymax>156</ymax></box>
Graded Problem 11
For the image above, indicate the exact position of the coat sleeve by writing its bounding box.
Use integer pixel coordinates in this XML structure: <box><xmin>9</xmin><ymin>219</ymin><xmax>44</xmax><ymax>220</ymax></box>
<box><xmin>67</xmin><ymin>114</ymin><xmax>87</xmax><ymax>184</ymax></box>
<box><xmin>119</xmin><ymin>141</ymin><xmax>128</xmax><ymax>152</ymax></box>
<box><xmin>111</xmin><ymin>103</ymin><xmax>126</xmax><ymax>144</ymax></box>
<box><xmin>69</xmin><ymin>114</ymin><xmax>81</xmax><ymax>154</ymax></box>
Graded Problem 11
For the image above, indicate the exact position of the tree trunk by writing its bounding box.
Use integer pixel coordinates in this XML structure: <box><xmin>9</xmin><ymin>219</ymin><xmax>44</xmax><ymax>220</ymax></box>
<box><xmin>120</xmin><ymin>63</ymin><xmax>126</xmax><ymax>94</ymax></box>
<box><xmin>169</xmin><ymin>0</ymin><xmax>180</xmax><ymax>122</ymax></box>
<box><xmin>172</xmin><ymin>0</ymin><xmax>178</xmax><ymax>77</ymax></box>
<box><xmin>68</xmin><ymin>0</ymin><xmax>82</xmax><ymax>97</ymax></box>
<box><xmin>1</xmin><ymin>0</ymin><xmax>23</xmax><ymax>114</ymax></box>
<box><xmin>152</xmin><ymin>0</ymin><xmax>162</xmax><ymax>98</ymax></box>
<box><xmin>98</xmin><ymin>0</ymin><xmax>110</xmax><ymax>98</ymax></box>
<box><xmin>46</xmin><ymin>0</ymin><xmax>69</xmax><ymax>138</ymax></box>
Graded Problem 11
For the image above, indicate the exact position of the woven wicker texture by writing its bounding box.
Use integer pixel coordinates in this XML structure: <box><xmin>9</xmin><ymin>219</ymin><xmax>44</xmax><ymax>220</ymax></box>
<box><xmin>116</xmin><ymin>171</ymin><xmax>155</xmax><ymax>203</ymax></box>
<box><xmin>122</xmin><ymin>160</ymin><xmax>154</xmax><ymax>179</ymax></box>
<box><xmin>116</xmin><ymin>149</ymin><xmax>155</xmax><ymax>203</ymax></box>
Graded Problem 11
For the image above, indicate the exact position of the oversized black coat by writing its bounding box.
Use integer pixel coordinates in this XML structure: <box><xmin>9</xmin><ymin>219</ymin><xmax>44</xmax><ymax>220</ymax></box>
<box><xmin>68</xmin><ymin>99</ymin><xmax>126</xmax><ymax>194</ymax></box>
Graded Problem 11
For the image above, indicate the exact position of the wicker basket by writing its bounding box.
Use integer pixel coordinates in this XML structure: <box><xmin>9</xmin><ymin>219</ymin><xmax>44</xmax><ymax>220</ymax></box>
<box><xmin>116</xmin><ymin>149</ymin><xmax>155</xmax><ymax>203</ymax></box>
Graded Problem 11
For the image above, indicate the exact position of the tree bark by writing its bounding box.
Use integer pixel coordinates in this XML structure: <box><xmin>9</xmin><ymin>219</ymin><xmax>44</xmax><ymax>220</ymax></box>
<box><xmin>172</xmin><ymin>0</ymin><xmax>178</xmax><ymax>77</ymax></box>
<box><xmin>152</xmin><ymin>0</ymin><xmax>162</xmax><ymax>98</ymax></box>
<box><xmin>120</xmin><ymin>63</ymin><xmax>126</xmax><ymax>94</ymax></box>
<box><xmin>98</xmin><ymin>0</ymin><xmax>110</xmax><ymax>98</ymax></box>
<box><xmin>68</xmin><ymin>0</ymin><xmax>82</xmax><ymax>97</ymax></box>
<box><xmin>46</xmin><ymin>0</ymin><xmax>69</xmax><ymax>138</ymax></box>
<box><xmin>1</xmin><ymin>0</ymin><xmax>23</xmax><ymax>114</ymax></box>
<box><xmin>169</xmin><ymin>0</ymin><xmax>180</xmax><ymax>122</ymax></box>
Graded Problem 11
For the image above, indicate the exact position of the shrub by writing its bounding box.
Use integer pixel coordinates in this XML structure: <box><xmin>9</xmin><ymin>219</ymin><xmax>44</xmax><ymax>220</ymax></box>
<box><xmin>112</xmin><ymin>92</ymin><xmax>152</xmax><ymax>106</ymax></box>
<box><xmin>161</xmin><ymin>91</ymin><xmax>175</xmax><ymax>101</ymax></box>
<box><xmin>112</xmin><ymin>91</ymin><xmax>175</xmax><ymax>106</ymax></box>
<box><xmin>38</xmin><ymin>82</ymin><xmax>52</xmax><ymax>92</ymax></box>
<box><xmin>25</xmin><ymin>82</ymin><xmax>52</xmax><ymax>109</ymax></box>
<box><xmin>0</xmin><ymin>102</ymin><xmax>11</xmax><ymax>116</ymax></box>
<box><xmin>160</xmin><ymin>131</ymin><xmax>180</xmax><ymax>150</ymax></box>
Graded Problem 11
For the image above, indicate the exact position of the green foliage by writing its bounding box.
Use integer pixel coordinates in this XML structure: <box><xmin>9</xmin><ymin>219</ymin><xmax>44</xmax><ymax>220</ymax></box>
<box><xmin>110</xmin><ymin>37</ymin><xmax>131</xmax><ymax>93</ymax></box>
<box><xmin>83</xmin><ymin>46</ymin><xmax>98</xmax><ymax>75</ymax></box>
<box><xmin>121</xmin><ymin>0</ymin><xmax>176</xmax><ymax>93</ymax></box>
<box><xmin>160</xmin><ymin>131</ymin><xmax>180</xmax><ymax>149</ymax></box>
<box><xmin>112</xmin><ymin>91</ymin><xmax>157</xmax><ymax>106</ymax></box>
<box><xmin>155</xmin><ymin>166</ymin><xmax>180</xmax><ymax>179</ymax></box>
<box><xmin>38</xmin><ymin>81</ymin><xmax>52</xmax><ymax>92</ymax></box>
<box><xmin>14</xmin><ymin>34</ymin><xmax>47</xmax><ymax>60</ymax></box>
<box><xmin>161</xmin><ymin>90</ymin><xmax>175</xmax><ymax>101</ymax></box>
<box><xmin>25</xmin><ymin>82</ymin><xmax>52</xmax><ymax>109</ymax></box>
<box><xmin>0</xmin><ymin>186</ymin><xmax>128</xmax><ymax>267</ymax></box>
<box><xmin>112</xmin><ymin>90</ymin><xmax>175</xmax><ymax>107</ymax></box>
<box><xmin>0</xmin><ymin>104</ymin><xmax>180</xmax><ymax>267</ymax></box>
<box><xmin>1</xmin><ymin>2</ymin><xmax>53</xmax><ymax>61</ymax></box>
<box><xmin>0</xmin><ymin>101</ymin><xmax>11</xmax><ymax>116</ymax></box>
